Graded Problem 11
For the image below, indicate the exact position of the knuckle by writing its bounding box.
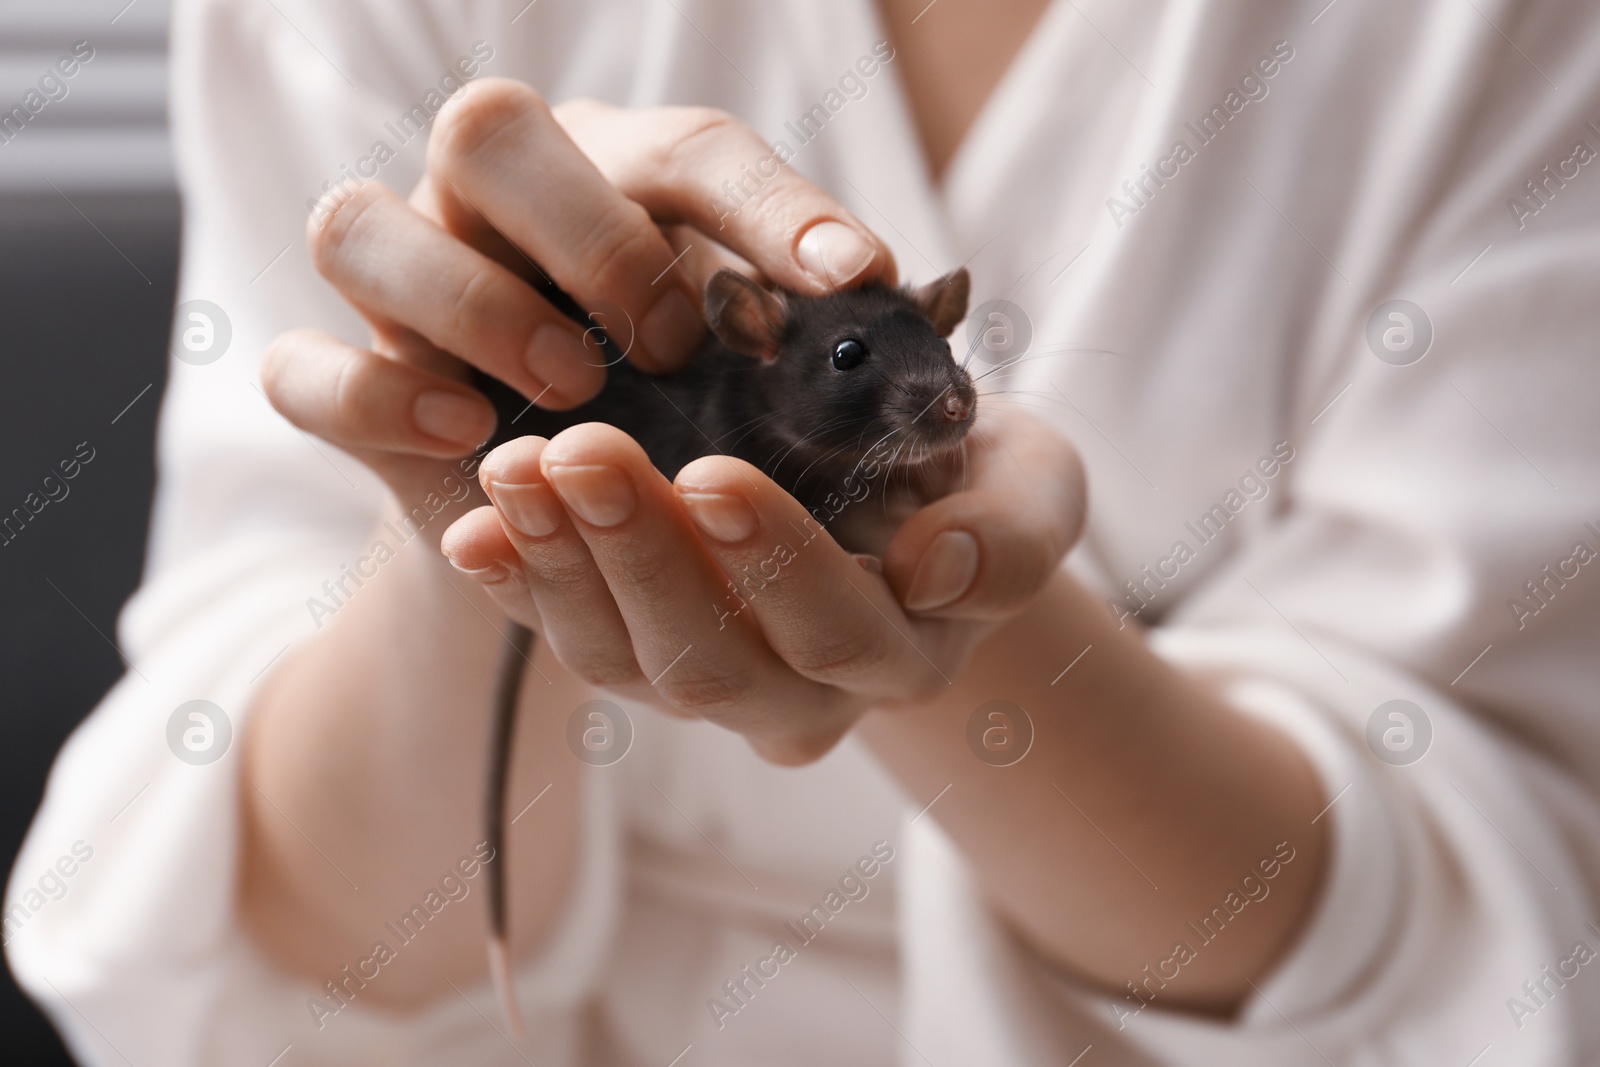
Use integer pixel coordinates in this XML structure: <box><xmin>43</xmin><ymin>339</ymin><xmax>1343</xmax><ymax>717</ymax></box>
<box><xmin>431</xmin><ymin>78</ymin><xmax>547</xmax><ymax>170</ymax></box>
<box><xmin>600</xmin><ymin>540</ymin><xmax>680</xmax><ymax>603</ymax></box>
<box><xmin>565</xmin><ymin>649</ymin><xmax>644</xmax><ymax>690</ymax></box>
<box><xmin>444</xmin><ymin>261</ymin><xmax>505</xmax><ymax>344</ymax></box>
<box><xmin>654</xmin><ymin>107</ymin><xmax>743</xmax><ymax>187</ymax></box>
<box><xmin>787</xmin><ymin>627</ymin><xmax>891</xmax><ymax>682</ymax></box>
<box><xmin>523</xmin><ymin>552</ymin><xmax>595</xmax><ymax>591</ymax></box>
<box><xmin>658</xmin><ymin>664</ymin><xmax>758</xmax><ymax>713</ymax></box>
<box><xmin>259</xmin><ymin>333</ymin><xmax>298</xmax><ymax>404</ymax></box>
<box><xmin>262</xmin><ymin>330</ymin><xmax>333</xmax><ymax>423</ymax></box>
<box><xmin>661</xmin><ymin>106</ymin><xmax>739</xmax><ymax>158</ymax></box>
<box><xmin>755</xmin><ymin>725</ymin><xmax>846</xmax><ymax>767</ymax></box>
<box><xmin>572</xmin><ymin>202</ymin><xmax>660</xmax><ymax>294</ymax></box>
<box><xmin>329</xmin><ymin>349</ymin><xmax>381</xmax><ymax>430</ymax></box>
<box><xmin>478</xmin><ymin>564</ymin><xmax>531</xmax><ymax>598</ymax></box>
<box><xmin>308</xmin><ymin>181</ymin><xmax>386</xmax><ymax>276</ymax></box>
<box><xmin>957</xmin><ymin>527</ymin><xmax>1056</xmax><ymax>619</ymax></box>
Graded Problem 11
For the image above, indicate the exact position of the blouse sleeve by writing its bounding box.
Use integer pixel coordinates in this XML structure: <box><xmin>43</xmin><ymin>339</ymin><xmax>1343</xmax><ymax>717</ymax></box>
<box><xmin>3</xmin><ymin>2</ymin><xmax>622</xmax><ymax>1064</ymax></box>
<box><xmin>898</xmin><ymin>4</ymin><xmax>1600</xmax><ymax>1065</ymax></box>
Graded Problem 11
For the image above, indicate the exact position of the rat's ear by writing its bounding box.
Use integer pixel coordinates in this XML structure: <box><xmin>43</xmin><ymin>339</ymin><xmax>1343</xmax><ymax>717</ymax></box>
<box><xmin>705</xmin><ymin>269</ymin><xmax>787</xmax><ymax>362</ymax></box>
<box><xmin>908</xmin><ymin>268</ymin><xmax>970</xmax><ymax>337</ymax></box>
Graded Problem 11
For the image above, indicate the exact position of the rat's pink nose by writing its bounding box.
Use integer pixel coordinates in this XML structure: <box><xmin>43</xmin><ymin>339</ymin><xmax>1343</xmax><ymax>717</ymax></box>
<box><xmin>942</xmin><ymin>393</ymin><xmax>972</xmax><ymax>422</ymax></box>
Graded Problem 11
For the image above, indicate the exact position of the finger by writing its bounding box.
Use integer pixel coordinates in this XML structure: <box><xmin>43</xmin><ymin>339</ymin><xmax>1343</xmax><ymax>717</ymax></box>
<box><xmin>439</xmin><ymin>505</ymin><xmax>542</xmax><ymax>631</ymax></box>
<box><xmin>408</xmin><ymin>171</ymin><xmax>538</xmax><ymax>285</ymax></box>
<box><xmin>552</xmin><ymin>99</ymin><xmax>897</xmax><ymax>295</ymax></box>
<box><xmin>307</xmin><ymin>180</ymin><xmax>605</xmax><ymax>409</ymax></box>
<box><xmin>537</xmin><ymin>423</ymin><xmax>853</xmax><ymax>764</ymax></box>
<box><xmin>883</xmin><ymin>415</ymin><xmax>1087</xmax><ymax>619</ymax></box>
<box><xmin>429</xmin><ymin>80</ymin><xmax>705</xmax><ymax>373</ymax></box>
<box><xmin>661</xmin><ymin>223</ymin><xmax>768</xmax><ymax>293</ymax></box>
<box><xmin>443</xmin><ymin>503</ymin><xmax>701</xmax><ymax>718</ymax></box>
<box><xmin>672</xmin><ymin>455</ymin><xmax>949</xmax><ymax>704</ymax></box>
<box><xmin>472</xmin><ymin>436</ymin><xmax>647</xmax><ymax>693</ymax></box>
<box><xmin>262</xmin><ymin>328</ymin><xmax>497</xmax><ymax>457</ymax></box>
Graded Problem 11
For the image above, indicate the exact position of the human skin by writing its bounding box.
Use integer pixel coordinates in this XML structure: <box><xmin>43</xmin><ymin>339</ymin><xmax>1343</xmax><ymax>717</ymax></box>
<box><xmin>244</xmin><ymin>0</ymin><xmax>1327</xmax><ymax>1016</ymax></box>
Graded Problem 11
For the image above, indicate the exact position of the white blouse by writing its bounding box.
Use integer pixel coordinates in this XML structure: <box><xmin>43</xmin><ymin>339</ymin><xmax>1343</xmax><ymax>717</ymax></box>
<box><xmin>9</xmin><ymin>0</ymin><xmax>1600</xmax><ymax>1063</ymax></box>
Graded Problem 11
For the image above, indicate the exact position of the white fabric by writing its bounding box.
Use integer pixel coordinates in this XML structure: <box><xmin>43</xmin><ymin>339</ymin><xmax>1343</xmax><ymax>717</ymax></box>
<box><xmin>8</xmin><ymin>0</ymin><xmax>1600</xmax><ymax>1063</ymax></box>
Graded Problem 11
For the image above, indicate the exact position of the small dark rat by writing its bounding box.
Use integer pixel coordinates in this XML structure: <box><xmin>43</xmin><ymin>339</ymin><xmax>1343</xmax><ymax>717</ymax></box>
<box><xmin>472</xmin><ymin>265</ymin><xmax>976</xmax><ymax>1034</ymax></box>
<box><xmin>478</xmin><ymin>267</ymin><xmax>975</xmax><ymax>507</ymax></box>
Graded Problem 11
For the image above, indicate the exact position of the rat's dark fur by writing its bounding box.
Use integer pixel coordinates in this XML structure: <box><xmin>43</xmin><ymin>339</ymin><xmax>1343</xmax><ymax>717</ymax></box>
<box><xmin>477</xmin><ymin>272</ymin><xmax>976</xmax><ymax>512</ymax></box>
<box><xmin>471</xmin><ymin>268</ymin><xmax>975</xmax><ymax>1035</ymax></box>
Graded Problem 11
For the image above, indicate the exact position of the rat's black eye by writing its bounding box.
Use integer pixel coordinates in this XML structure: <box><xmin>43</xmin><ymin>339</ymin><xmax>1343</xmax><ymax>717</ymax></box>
<box><xmin>831</xmin><ymin>338</ymin><xmax>867</xmax><ymax>371</ymax></box>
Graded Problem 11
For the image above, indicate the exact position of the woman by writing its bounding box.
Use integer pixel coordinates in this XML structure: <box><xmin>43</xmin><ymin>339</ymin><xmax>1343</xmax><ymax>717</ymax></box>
<box><xmin>9</xmin><ymin>0</ymin><xmax>1600</xmax><ymax>1063</ymax></box>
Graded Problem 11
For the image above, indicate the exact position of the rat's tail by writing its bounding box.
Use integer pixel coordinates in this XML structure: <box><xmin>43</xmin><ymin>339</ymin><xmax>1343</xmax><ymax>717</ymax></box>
<box><xmin>485</xmin><ymin>621</ymin><xmax>534</xmax><ymax>1039</ymax></box>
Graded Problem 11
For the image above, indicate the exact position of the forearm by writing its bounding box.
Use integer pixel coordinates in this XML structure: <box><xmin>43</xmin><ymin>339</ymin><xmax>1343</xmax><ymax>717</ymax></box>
<box><xmin>857</xmin><ymin>566</ymin><xmax>1328</xmax><ymax>1013</ymax></box>
<box><xmin>238</xmin><ymin>521</ymin><xmax>584</xmax><ymax>1008</ymax></box>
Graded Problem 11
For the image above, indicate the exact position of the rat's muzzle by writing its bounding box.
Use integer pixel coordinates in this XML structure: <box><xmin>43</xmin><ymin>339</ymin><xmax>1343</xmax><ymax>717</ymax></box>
<box><xmin>896</xmin><ymin>367</ymin><xmax>977</xmax><ymax>456</ymax></box>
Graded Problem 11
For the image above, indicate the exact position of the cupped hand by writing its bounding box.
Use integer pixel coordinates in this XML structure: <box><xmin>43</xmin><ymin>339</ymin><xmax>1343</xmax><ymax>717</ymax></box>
<box><xmin>259</xmin><ymin>81</ymin><xmax>896</xmax><ymax>510</ymax></box>
<box><xmin>441</xmin><ymin>410</ymin><xmax>1085</xmax><ymax>765</ymax></box>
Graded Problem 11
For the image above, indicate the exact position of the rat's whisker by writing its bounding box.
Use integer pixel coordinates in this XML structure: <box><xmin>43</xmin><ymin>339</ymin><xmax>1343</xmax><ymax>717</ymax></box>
<box><xmin>966</xmin><ymin>343</ymin><xmax>1139</xmax><ymax>385</ymax></box>
<box><xmin>968</xmin><ymin>349</ymin><xmax>1053</xmax><ymax>385</ymax></box>
<box><xmin>718</xmin><ymin>409</ymin><xmax>785</xmax><ymax>451</ymax></box>
<box><xmin>795</xmin><ymin>424</ymin><xmax>901</xmax><ymax>500</ymax></box>
<box><xmin>772</xmin><ymin>409</ymin><xmax>870</xmax><ymax>458</ymax></box>
<box><xmin>770</xmin><ymin>412</ymin><xmax>874</xmax><ymax>477</ymax></box>
<box><xmin>791</xmin><ymin>437</ymin><xmax>867</xmax><ymax>494</ymax></box>
<box><xmin>859</xmin><ymin>362</ymin><xmax>922</xmax><ymax>403</ymax></box>
<box><xmin>1029</xmin><ymin>343</ymin><xmax>1139</xmax><ymax>360</ymax></box>
<box><xmin>845</xmin><ymin>424</ymin><xmax>905</xmax><ymax>487</ymax></box>
<box><xmin>975</xmin><ymin>389</ymin><xmax>1071</xmax><ymax>415</ymax></box>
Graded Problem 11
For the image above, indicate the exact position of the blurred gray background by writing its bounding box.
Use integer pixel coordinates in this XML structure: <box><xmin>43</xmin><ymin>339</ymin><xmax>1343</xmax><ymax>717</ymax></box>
<box><xmin>1</xmin><ymin>2</ymin><xmax>177</xmax><ymax>1060</ymax></box>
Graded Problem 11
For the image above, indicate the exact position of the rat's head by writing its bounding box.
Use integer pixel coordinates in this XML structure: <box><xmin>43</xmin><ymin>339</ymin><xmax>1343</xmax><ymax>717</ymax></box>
<box><xmin>703</xmin><ymin>267</ymin><xmax>977</xmax><ymax>471</ymax></box>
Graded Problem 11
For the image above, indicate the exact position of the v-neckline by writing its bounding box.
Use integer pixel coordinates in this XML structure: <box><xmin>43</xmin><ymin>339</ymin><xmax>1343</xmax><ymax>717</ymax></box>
<box><xmin>857</xmin><ymin>0</ymin><xmax>1070</xmax><ymax>204</ymax></box>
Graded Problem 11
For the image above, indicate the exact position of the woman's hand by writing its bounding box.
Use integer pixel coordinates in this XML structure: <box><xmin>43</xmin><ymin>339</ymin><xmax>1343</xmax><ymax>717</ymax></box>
<box><xmin>241</xmin><ymin>82</ymin><xmax>903</xmax><ymax>1005</ymax></box>
<box><xmin>440</xmin><ymin>409</ymin><xmax>1086</xmax><ymax>765</ymax></box>
<box><xmin>241</xmin><ymin>76</ymin><xmax>1325</xmax><ymax>1015</ymax></box>
<box><xmin>260</xmin><ymin>80</ymin><xmax>897</xmax><ymax>510</ymax></box>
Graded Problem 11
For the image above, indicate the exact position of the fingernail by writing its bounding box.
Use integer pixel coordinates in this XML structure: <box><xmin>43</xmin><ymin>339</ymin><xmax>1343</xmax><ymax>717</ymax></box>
<box><xmin>414</xmin><ymin>391</ymin><xmax>495</xmax><ymax>446</ymax></box>
<box><xmin>852</xmin><ymin>552</ymin><xmax>884</xmax><ymax>575</ymax></box>
<box><xmin>904</xmin><ymin>530</ymin><xmax>978</xmax><ymax>611</ymax></box>
<box><xmin>797</xmin><ymin>221</ymin><xmax>875</xmax><ymax>287</ymax></box>
<box><xmin>679</xmin><ymin>492</ymin><xmax>758</xmax><ymax>543</ymax></box>
<box><xmin>641</xmin><ymin>288</ymin><xmax>703</xmax><ymax>368</ymax></box>
<box><xmin>489</xmin><ymin>481</ymin><xmax>561</xmax><ymax>538</ymax></box>
<box><xmin>526</xmin><ymin>323</ymin><xmax>604</xmax><ymax>401</ymax></box>
<box><xmin>546</xmin><ymin>464</ymin><xmax>636</xmax><ymax>527</ymax></box>
<box><xmin>448</xmin><ymin>557</ymin><xmax>509</xmax><ymax>583</ymax></box>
